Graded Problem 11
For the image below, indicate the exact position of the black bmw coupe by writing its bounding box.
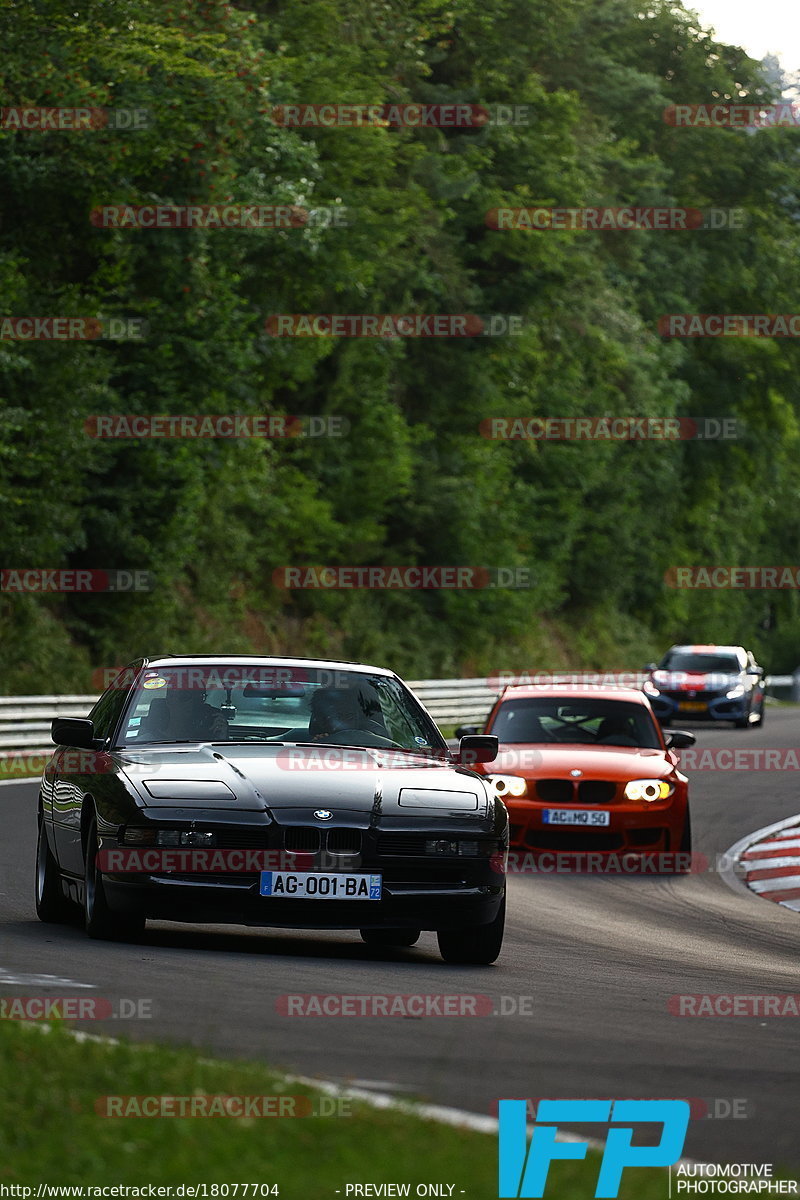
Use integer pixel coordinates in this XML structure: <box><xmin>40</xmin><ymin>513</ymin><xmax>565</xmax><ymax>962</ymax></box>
<box><xmin>36</xmin><ymin>656</ymin><xmax>507</xmax><ymax>963</ymax></box>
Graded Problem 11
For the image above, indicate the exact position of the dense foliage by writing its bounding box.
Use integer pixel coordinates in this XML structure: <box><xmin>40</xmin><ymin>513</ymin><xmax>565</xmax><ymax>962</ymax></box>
<box><xmin>2</xmin><ymin>0</ymin><xmax>799</xmax><ymax>690</ymax></box>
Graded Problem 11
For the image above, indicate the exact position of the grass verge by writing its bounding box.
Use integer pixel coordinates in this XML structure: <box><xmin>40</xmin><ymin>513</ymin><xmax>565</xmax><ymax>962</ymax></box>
<box><xmin>0</xmin><ymin>1020</ymin><xmax>682</xmax><ymax>1197</ymax></box>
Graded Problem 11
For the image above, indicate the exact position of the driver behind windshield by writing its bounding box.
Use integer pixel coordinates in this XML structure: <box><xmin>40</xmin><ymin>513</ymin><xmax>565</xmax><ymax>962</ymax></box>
<box><xmin>140</xmin><ymin>683</ymin><xmax>229</xmax><ymax>743</ymax></box>
<box><xmin>308</xmin><ymin>686</ymin><xmax>395</xmax><ymax>748</ymax></box>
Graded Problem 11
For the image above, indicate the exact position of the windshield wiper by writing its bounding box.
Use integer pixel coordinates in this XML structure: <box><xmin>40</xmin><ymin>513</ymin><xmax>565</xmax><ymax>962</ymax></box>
<box><xmin>123</xmin><ymin>739</ymin><xmax>221</xmax><ymax>746</ymax></box>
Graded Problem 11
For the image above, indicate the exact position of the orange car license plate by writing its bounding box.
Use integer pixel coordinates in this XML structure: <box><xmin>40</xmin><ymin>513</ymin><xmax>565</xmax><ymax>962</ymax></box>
<box><xmin>678</xmin><ymin>700</ymin><xmax>707</xmax><ymax>711</ymax></box>
<box><xmin>542</xmin><ymin>809</ymin><xmax>610</xmax><ymax>826</ymax></box>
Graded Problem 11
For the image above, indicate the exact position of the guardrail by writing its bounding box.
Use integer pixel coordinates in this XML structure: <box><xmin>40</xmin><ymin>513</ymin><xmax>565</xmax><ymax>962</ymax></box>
<box><xmin>1</xmin><ymin>671</ymin><xmax>794</xmax><ymax>767</ymax></box>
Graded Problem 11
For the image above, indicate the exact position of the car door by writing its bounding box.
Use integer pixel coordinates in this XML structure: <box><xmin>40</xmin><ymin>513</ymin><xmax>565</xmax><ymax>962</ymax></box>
<box><xmin>51</xmin><ymin>663</ymin><xmax>140</xmax><ymax>874</ymax></box>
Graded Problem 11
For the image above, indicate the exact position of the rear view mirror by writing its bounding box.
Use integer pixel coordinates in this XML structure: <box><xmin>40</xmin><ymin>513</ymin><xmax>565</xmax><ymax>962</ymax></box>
<box><xmin>455</xmin><ymin>734</ymin><xmax>498</xmax><ymax>766</ymax></box>
<box><xmin>242</xmin><ymin>682</ymin><xmax>305</xmax><ymax>699</ymax></box>
<box><xmin>51</xmin><ymin>717</ymin><xmax>100</xmax><ymax>750</ymax></box>
<box><xmin>665</xmin><ymin>729</ymin><xmax>696</xmax><ymax>749</ymax></box>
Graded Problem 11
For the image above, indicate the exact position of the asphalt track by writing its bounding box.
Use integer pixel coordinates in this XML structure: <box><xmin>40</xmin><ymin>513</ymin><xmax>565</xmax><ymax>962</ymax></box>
<box><xmin>2</xmin><ymin>711</ymin><xmax>800</xmax><ymax>1168</ymax></box>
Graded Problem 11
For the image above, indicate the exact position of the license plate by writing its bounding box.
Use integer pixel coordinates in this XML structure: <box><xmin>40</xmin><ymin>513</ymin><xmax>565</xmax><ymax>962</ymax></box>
<box><xmin>542</xmin><ymin>809</ymin><xmax>610</xmax><ymax>827</ymax></box>
<box><xmin>679</xmin><ymin>700</ymin><xmax>707</xmax><ymax>712</ymax></box>
<box><xmin>259</xmin><ymin>871</ymin><xmax>382</xmax><ymax>900</ymax></box>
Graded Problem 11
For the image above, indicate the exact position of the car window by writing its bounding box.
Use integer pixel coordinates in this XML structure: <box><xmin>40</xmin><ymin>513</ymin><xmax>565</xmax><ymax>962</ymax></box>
<box><xmin>118</xmin><ymin>664</ymin><xmax>447</xmax><ymax>755</ymax></box>
<box><xmin>490</xmin><ymin>697</ymin><xmax>662</xmax><ymax>748</ymax></box>
<box><xmin>90</xmin><ymin>665</ymin><xmax>139</xmax><ymax>742</ymax></box>
<box><xmin>658</xmin><ymin>652</ymin><xmax>741</xmax><ymax>673</ymax></box>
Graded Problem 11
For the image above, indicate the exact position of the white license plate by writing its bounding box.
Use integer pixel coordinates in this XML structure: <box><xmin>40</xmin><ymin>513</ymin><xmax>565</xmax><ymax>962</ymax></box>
<box><xmin>259</xmin><ymin>871</ymin><xmax>382</xmax><ymax>900</ymax></box>
<box><xmin>542</xmin><ymin>809</ymin><xmax>610</xmax><ymax>827</ymax></box>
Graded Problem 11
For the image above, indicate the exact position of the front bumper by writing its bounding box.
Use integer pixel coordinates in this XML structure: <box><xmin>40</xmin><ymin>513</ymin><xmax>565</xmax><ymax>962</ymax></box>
<box><xmin>504</xmin><ymin>798</ymin><xmax>684</xmax><ymax>854</ymax></box>
<box><xmin>648</xmin><ymin>691</ymin><xmax>748</xmax><ymax>723</ymax></box>
<box><xmin>103</xmin><ymin>874</ymin><xmax>504</xmax><ymax>930</ymax></box>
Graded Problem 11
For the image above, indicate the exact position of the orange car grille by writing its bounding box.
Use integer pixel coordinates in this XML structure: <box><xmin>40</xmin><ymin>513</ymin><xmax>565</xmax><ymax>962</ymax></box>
<box><xmin>534</xmin><ymin>779</ymin><xmax>619</xmax><ymax>804</ymax></box>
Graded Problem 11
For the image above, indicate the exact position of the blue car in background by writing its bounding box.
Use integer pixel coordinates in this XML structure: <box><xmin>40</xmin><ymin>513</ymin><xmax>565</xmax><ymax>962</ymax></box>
<box><xmin>643</xmin><ymin>644</ymin><xmax>765</xmax><ymax>728</ymax></box>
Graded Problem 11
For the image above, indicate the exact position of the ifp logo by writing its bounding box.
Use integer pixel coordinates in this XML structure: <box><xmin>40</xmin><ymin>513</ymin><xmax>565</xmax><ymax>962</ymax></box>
<box><xmin>498</xmin><ymin>1099</ymin><xmax>690</xmax><ymax>1197</ymax></box>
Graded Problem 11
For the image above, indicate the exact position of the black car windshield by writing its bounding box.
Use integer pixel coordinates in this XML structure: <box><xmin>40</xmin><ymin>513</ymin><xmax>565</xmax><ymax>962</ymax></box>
<box><xmin>658</xmin><ymin>651</ymin><xmax>741</xmax><ymax>673</ymax></box>
<box><xmin>490</xmin><ymin>697</ymin><xmax>662</xmax><ymax>748</ymax></box>
<box><xmin>118</xmin><ymin>663</ymin><xmax>447</xmax><ymax>755</ymax></box>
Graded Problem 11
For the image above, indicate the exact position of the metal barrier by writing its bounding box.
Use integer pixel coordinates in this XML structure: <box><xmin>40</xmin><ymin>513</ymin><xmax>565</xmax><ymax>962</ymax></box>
<box><xmin>0</xmin><ymin>672</ymin><xmax>794</xmax><ymax>766</ymax></box>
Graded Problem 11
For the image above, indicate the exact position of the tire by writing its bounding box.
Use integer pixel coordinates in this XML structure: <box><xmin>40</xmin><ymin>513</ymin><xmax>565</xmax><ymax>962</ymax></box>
<box><xmin>671</xmin><ymin>810</ymin><xmax>693</xmax><ymax>874</ymax></box>
<box><xmin>437</xmin><ymin>893</ymin><xmax>505</xmax><ymax>965</ymax></box>
<box><xmin>35</xmin><ymin>816</ymin><xmax>73</xmax><ymax>923</ymax></box>
<box><xmin>360</xmin><ymin>928</ymin><xmax>420</xmax><ymax>948</ymax></box>
<box><xmin>84</xmin><ymin>816</ymin><xmax>144</xmax><ymax>941</ymax></box>
<box><xmin>753</xmin><ymin>705</ymin><xmax>764</xmax><ymax>727</ymax></box>
<box><xmin>734</xmin><ymin>704</ymin><xmax>752</xmax><ymax>729</ymax></box>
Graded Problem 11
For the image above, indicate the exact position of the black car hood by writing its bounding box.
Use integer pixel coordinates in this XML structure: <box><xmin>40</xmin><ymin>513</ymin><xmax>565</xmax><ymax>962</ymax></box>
<box><xmin>116</xmin><ymin>743</ymin><xmax>489</xmax><ymax>817</ymax></box>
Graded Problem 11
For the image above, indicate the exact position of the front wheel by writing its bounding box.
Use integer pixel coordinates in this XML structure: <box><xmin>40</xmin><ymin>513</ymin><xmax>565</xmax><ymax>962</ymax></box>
<box><xmin>437</xmin><ymin>893</ymin><xmax>505</xmax><ymax>965</ymax></box>
<box><xmin>360</xmin><ymin>928</ymin><xmax>420</xmax><ymax>948</ymax></box>
<box><xmin>671</xmin><ymin>810</ymin><xmax>693</xmax><ymax>874</ymax></box>
<box><xmin>734</xmin><ymin>706</ymin><xmax>752</xmax><ymax>728</ymax></box>
<box><xmin>35</xmin><ymin>816</ymin><xmax>73</xmax><ymax>923</ymax></box>
<box><xmin>84</xmin><ymin>816</ymin><xmax>144</xmax><ymax>941</ymax></box>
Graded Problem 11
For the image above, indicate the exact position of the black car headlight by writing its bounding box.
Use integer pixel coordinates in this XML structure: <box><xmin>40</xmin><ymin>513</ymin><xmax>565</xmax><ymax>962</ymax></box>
<box><xmin>424</xmin><ymin>839</ymin><xmax>497</xmax><ymax>856</ymax></box>
<box><xmin>121</xmin><ymin>828</ymin><xmax>217</xmax><ymax>847</ymax></box>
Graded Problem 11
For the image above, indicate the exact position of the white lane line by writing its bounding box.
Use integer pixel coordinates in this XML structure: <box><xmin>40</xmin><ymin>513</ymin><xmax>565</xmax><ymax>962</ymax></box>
<box><xmin>0</xmin><ymin>969</ymin><xmax>95</xmax><ymax>989</ymax></box>
<box><xmin>0</xmin><ymin>776</ymin><xmax>40</xmax><ymax>787</ymax></box>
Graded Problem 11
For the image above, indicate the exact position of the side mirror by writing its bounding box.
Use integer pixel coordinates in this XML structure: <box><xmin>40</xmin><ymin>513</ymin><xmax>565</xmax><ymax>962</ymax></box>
<box><xmin>665</xmin><ymin>729</ymin><xmax>696</xmax><ymax>749</ymax></box>
<box><xmin>454</xmin><ymin>724</ymin><xmax>479</xmax><ymax>739</ymax></box>
<box><xmin>644</xmin><ymin>663</ymin><xmax>657</xmax><ymax>672</ymax></box>
<box><xmin>51</xmin><ymin>717</ymin><xmax>100</xmax><ymax>750</ymax></box>
<box><xmin>455</xmin><ymin>734</ymin><xmax>498</xmax><ymax>766</ymax></box>
<box><xmin>746</xmin><ymin>666</ymin><xmax>762</xmax><ymax>676</ymax></box>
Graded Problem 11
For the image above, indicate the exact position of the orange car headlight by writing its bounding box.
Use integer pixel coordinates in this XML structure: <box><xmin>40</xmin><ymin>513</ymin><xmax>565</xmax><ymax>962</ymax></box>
<box><xmin>624</xmin><ymin>779</ymin><xmax>674</xmax><ymax>802</ymax></box>
<box><xmin>486</xmin><ymin>774</ymin><xmax>528</xmax><ymax>798</ymax></box>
